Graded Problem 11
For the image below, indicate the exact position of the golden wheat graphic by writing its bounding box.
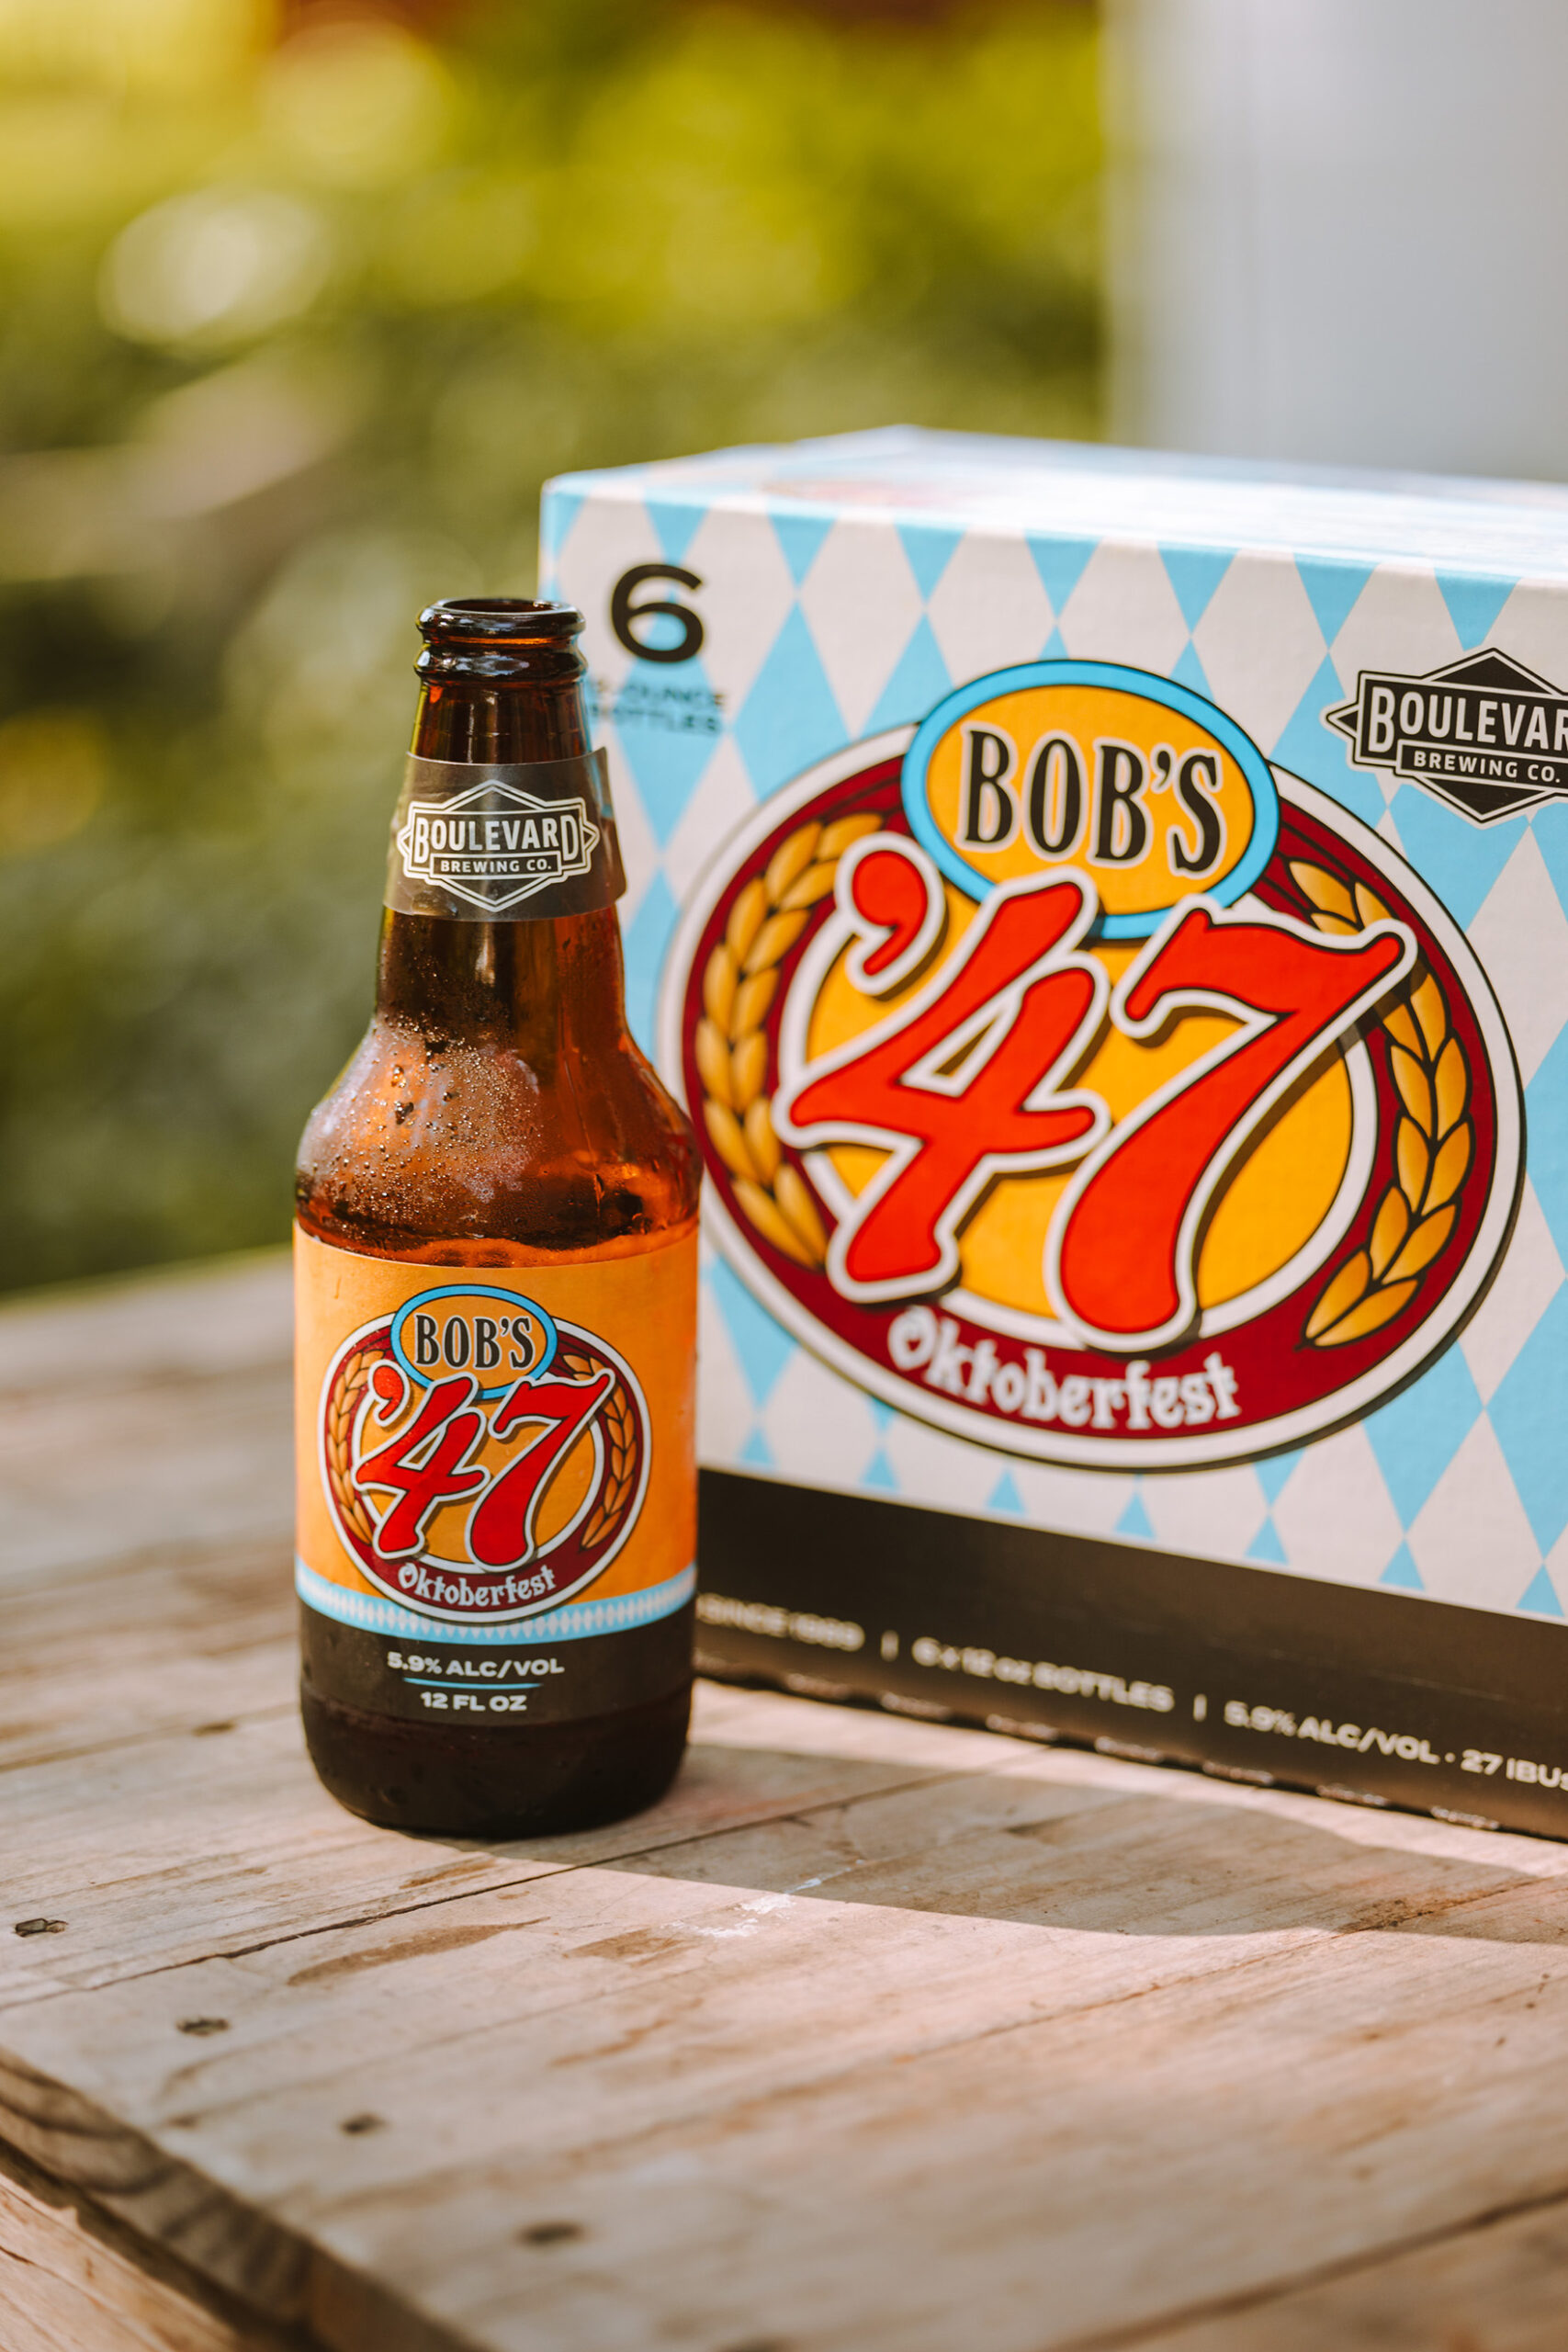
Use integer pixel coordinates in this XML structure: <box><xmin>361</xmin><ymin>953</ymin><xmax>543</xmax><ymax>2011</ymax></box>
<box><xmin>1289</xmin><ymin>861</ymin><xmax>1473</xmax><ymax>1348</ymax></box>
<box><xmin>694</xmin><ymin>810</ymin><xmax>881</xmax><ymax>1268</ymax></box>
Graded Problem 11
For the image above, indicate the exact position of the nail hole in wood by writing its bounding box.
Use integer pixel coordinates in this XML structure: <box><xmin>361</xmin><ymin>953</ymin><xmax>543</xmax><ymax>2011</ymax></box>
<box><xmin>193</xmin><ymin>1721</ymin><xmax>234</xmax><ymax>1736</ymax></box>
<box><xmin>177</xmin><ymin>2017</ymin><xmax>230</xmax><ymax>2037</ymax></box>
<box><xmin>519</xmin><ymin>2221</ymin><xmax>583</xmax><ymax>2247</ymax></box>
<box><xmin>13</xmin><ymin>1918</ymin><xmax>66</xmax><ymax>1937</ymax></box>
<box><xmin>341</xmin><ymin>2113</ymin><xmax>386</xmax><ymax>2135</ymax></box>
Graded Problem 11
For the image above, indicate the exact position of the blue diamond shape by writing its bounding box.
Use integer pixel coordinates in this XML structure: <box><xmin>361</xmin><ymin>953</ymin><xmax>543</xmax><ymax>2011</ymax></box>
<box><xmin>1519</xmin><ymin>1566</ymin><xmax>1565</xmax><ymax>1618</ymax></box>
<box><xmin>863</xmin><ymin>1447</ymin><xmax>899</xmax><ymax>1493</ymax></box>
<box><xmin>1270</xmin><ymin>654</ymin><xmax>1383</xmax><ymax>825</ymax></box>
<box><xmin>1365</xmin><ymin>1345</ymin><xmax>1483</xmax><ymax>1527</ymax></box>
<box><xmin>1387</xmin><ymin>786</ymin><xmax>1524</xmax><ymax>929</ymax></box>
<box><xmin>1381</xmin><ymin>1544</ymin><xmax>1425</xmax><ymax>1592</ymax></box>
<box><xmin>539</xmin><ymin>486</ymin><xmax>586</xmax><ymax>580</ymax></box>
<box><xmin>1116</xmin><ymin>1490</ymin><xmax>1155</xmax><ymax>1541</ymax></box>
<box><xmin>615</xmin><ymin>657</ymin><xmax>722</xmax><ymax>846</ymax></box>
<box><xmin>739</xmin><ymin>1426</ymin><xmax>776</xmax><ymax>1471</ymax></box>
<box><xmin>1294</xmin><ymin>559</ymin><xmax>1375</xmax><ymax>649</ymax></box>
<box><xmin>647</xmin><ymin>497</ymin><xmax>706</xmax><ymax>567</ymax></box>
<box><xmin>1436</xmin><ymin>572</ymin><xmax>1515</xmax><ymax>650</ymax></box>
<box><xmin>707</xmin><ymin>1256</ymin><xmax>794</xmax><ymax>1408</ymax></box>
<box><xmin>1490</xmin><ymin>1289</ymin><xmax>1568</xmax><ymax>1552</ymax></box>
<box><xmin>771</xmin><ymin>510</ymin><xmax>834</xmax><ymax>586</ymax></box>
<box><xmin>1247</xmin><ymin>1516</ymin><xmax>1288</xmax><ymax>1566</ymax></box>
<box><xmin>1026</xmin><ymin>535</ymin><xmax>1097</xmax><ymax>618</ymax></box>
<box><xmin>1256</xmin><ymin>1450</ymin><xmax>1302</xmax><ymax>1505</ymax></box>
<box><xmin>1160</xmin><ymin>546</ymin><xmax>1232</xmax><ymax>630</ymax></box>
<box><xmin>1527</xmin><ymin>1028</ymin><xmax>1568</xmax><ymax>1265</ymax></box>
<box><xmin>734</xmin><ymin>608</ymin><xmax>845</xmax><ymax>798</ymax></box>
<box><xmin>620</xmin><ymin>870</ymin><xmax>676</xmax><ymax>1056</ymax></box>
<box><xmin>1530</xmin><ymin>802</ymin><xmax>1568</xmax><ymax>910</ymax></box>
<box><xmin>866</xmin><ymin>616</ymin><xmax>953</xmax><ymax>735</ymax></box>
<box><xmin>897</xmin><ymin>522</ymin><xmax>963</xmax><ymax>601</ymax></box>
<box><xmin>1169</xmin><ymin>639</ymin><xmax>1212</xmax><ymax>695</ymax></box>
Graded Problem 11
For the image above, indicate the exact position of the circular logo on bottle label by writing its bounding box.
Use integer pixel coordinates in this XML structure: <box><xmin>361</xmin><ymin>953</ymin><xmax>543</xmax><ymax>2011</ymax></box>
<box><xmin>317</xmin><ymin>1283</ymin><xmax>649</xmax><ymax>1622</ymax></box>
<box><xmin>661</xmin><ymin>662</ymin><xmax>1522</xmax><ymax>1469</ymax></box>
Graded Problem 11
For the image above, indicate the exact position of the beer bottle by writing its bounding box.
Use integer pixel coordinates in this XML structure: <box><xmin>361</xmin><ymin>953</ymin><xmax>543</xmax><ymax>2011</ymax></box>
<box><xmin>293</xmin><ymin>598</ymin><xmax>700</xmax><ymax>1836</ymax></box>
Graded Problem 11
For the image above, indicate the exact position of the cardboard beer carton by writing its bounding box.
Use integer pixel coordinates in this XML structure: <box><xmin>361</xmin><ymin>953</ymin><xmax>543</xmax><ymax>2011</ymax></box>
<box><xmin>543</xmin><ymin>428</ymin><xmax>1568</xmax><ymax>1838</ymax></box>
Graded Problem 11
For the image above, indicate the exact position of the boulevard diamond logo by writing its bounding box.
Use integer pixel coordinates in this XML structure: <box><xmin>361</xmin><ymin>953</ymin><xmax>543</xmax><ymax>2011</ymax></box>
<box><xmin>1325</xmin><ymin>650</ymin><xmax>1568</xmax><ymax>824</ymax></box>
<box><xmin>397</xmin><ymin>779</ymin><xmax>601</xmax><ymax>912</ymax></box>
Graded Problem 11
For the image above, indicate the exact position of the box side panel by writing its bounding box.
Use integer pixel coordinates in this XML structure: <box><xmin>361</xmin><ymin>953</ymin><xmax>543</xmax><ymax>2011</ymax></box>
<box><xmin>541</xmin><ymin>462</ymin><xmax>1568</xmax><ymax>1781</ymax></box>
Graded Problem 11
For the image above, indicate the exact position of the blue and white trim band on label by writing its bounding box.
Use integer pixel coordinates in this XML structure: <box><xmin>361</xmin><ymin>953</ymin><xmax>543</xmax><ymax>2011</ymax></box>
<box><xmin>296</xmin><ymin>1557</ymin><xmax>695</xmax><ymax>1645</ymax></box>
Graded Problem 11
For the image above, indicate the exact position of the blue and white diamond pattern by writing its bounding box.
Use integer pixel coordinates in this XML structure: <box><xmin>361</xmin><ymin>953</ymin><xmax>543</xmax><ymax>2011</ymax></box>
<box><xmin>542</xmin><ymin>465</ymin><xmax>1568</xmax><ymax>1627</ymax></box>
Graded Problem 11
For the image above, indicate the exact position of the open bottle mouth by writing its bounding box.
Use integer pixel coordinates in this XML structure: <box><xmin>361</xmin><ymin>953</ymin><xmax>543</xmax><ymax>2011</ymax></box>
<box><xmin>416</xmin><ymin>598</ymin><xmax>585</xmax><ymax>680</ymax></box>
<box><xmin>419</xmin><ymin>598</ymin><xmax>583</xmax><ymax>641</ymax></box>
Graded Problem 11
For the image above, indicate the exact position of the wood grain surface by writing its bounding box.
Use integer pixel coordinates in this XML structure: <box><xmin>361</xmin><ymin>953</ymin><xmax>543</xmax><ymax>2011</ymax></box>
<box><xmin>3</xmin><ymin>1251</ymin><xmax>1568</xmax><ymax>2351</ymax></box>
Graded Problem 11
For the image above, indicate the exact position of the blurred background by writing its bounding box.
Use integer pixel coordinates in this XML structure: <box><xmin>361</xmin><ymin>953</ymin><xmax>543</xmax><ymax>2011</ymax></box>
<box><xmin>0</xmin><ymin>0</ymin><xmax>1100</xmax><ymax>1295</ymax></box>
<box><xmin>6</xmin><ymin>0</ymin><xmax>1567</xmax><ymax>1297</ymax></box>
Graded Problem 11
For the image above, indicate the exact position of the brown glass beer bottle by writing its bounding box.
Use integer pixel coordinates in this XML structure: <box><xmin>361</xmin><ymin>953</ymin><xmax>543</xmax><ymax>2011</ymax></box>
<box><xmin>293</xmin><ymin>598</ymin><xmax>700</xmax><ymax>1836</ymax></box>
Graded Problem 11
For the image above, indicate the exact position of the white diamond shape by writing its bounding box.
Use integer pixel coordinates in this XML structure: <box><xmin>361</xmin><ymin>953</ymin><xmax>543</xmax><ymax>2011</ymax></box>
<box><xmin>1055</xmin><ymin>541</ymin><xmax>1188</xmax><ymax>673</ymax></box>
<box><xmin>760</xmin><ymin>1349</ymin><xmax>880</xmax><ymax>1489</ymax></box>
<box><xmin>1138</xmin><ymin>1462</ymin><xmax>1268</xmax><ymax>1566</ymax></box>
<box><xmin>682</xmin><ymin>503</ymin><xmax>799</xmax><ymax>710</ymax></box>
<box><xmin>1269</xmin><ymin>1424</ymin><xmax>1406</xmax><ymax>1588</ymax></box>
<box><xmin>1330</xmin><ymin>565</ymin><xmax>1461</xmax><ymax>696</ymax></box>
<box><xmin>597</xmin><ymin>719</ymin><xmax>659</xmax><ymax>924</ymax></box>
<box><xmin>1466</xmin><ymin>828</ymin><xmax>1568</xmax><ymax>1084</ymax></box>
<box><xmin>1191</xmin><ymin>552</ymin><xmax>1327</xmax><ymax>752</ymax></box>
<box><xmin>883</xmin><ymin>1413</ymin><xmax>1016</xmax><ymax>1515</ymax></box>
<box><xmin>1405</xmin><ymin>1414</ymin><xmax>1541</xmax><ymax>1612</ymax></box>
<box><xmin>797</xmin><ymin>518</ymin><xmax>924</xmax><ymax>735</ymax></box>
<box><xmin>697</xmin><ymin>1268</ymin><xmax>754</xmax><ymax>1467</ymax></box>
<box><xmin>1005</xmin><ymin>1460</ymin><xmax>1134</xmax><ymax>1539</ymax></box>
<box><xmin>1486</xmin><ymin>582</ymin><xmax>1568</xmax><ymax>688</ymax></box>
<box><xmin>662</xmin><ymin>735</ymin><xmax>757</xmax><ymax>908</ymax></box>
<box><xmin>926</xmin><ymin>530</ymin><xmax>1052</xmax><ymax>687</ymax></box>
<box><xmin>1461</xmin><ymin>1175</ymin><xmax>1565</xmax><ymax>1404</ymax></box>
<box><xmin>555</xmin><ymin>491</ymin><xmax>664</xmax><ymax>701</ymax></box>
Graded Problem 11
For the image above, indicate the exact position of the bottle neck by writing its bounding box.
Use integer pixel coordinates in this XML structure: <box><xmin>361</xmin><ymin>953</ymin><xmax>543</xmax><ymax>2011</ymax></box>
<box><xmin>376</xmin><ymin>669</ymin><xmax>629</xmax><ymax>1051</ymax></box>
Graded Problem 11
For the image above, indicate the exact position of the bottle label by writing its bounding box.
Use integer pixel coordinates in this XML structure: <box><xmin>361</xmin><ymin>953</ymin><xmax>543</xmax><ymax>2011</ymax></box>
<box><xmin>384</xmin><ymin>750</ymin><xmax>626</xmax><ymax>922</ymax></box>
<box><xmin>294</xmin><ymin>1224</ymin><xmax>695</xmax><ymax>1727</ymax></box>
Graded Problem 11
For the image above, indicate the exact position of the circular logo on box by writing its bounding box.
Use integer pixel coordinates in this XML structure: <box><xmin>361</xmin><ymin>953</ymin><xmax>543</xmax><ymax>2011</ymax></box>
<box><xmin>317</xmin><ymin>1283</ymin><xmax>649</xmax><ymax>1621</ymax></box>
<box><xmin>661</xmin><ymin>661</ymin><xmax>1522</xmax><ymax>1468</ymax></box>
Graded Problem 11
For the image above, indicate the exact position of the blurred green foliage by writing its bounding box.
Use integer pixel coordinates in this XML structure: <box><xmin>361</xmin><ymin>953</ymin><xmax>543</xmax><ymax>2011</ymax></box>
<box><xmin>0</xmin><ymin>0</ymin><xmax>1100</xmax><ymax>1294</ymax></box>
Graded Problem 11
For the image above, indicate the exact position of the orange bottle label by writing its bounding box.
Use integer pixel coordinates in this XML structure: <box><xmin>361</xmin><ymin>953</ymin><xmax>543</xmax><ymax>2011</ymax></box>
<box><xmin>294</xmin><ymin>1225</ymin><xmax>696</xmax><ymax>1720</ymax></box>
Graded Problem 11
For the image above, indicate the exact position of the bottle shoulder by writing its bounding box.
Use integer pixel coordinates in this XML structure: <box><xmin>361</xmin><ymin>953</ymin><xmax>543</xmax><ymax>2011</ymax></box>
<box><xmin>297</xmin><ymin>1013</ymin><xmax>700</xmax><ymax>1256</ymax></box>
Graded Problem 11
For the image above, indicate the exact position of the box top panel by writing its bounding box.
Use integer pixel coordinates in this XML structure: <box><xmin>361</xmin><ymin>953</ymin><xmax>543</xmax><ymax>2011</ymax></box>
<box><xmin>550</xmin><ymin>426</ymin><xmax>1568</xmax><ymax>582</ymax></box>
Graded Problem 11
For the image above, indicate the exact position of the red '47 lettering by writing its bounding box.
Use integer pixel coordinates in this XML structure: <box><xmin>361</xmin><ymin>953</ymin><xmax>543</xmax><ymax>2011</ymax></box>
<box><xmin>775</xmin><ymin>867</ymin><xmax>1109</xmax><ymax>1302</ymax></box>
<box><xmin>775</xmin><ymin>842</ymin><xmax>1416</xmax><ymax>1352</ymax></box>
<box><xmin>1050</xmin><ymin>900</ymin><xmax>1414</xmax><ymax>1348</ymax></box>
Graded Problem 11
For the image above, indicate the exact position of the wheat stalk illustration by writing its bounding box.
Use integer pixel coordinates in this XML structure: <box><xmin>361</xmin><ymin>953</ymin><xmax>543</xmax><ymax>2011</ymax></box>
<box><xmin>1290</xmin><ymin>861</ymin><xmax>1473</xmax><ymax>1348</ymax></box>
<box><xmin>558</xmin><ymin>1343</ymin><xmax>639</xmax><ymax>1549</ymax></box>
<box><xmin>325</xmin><ymin>1336</ymin><xmax>384</xmax><ymax>1540</ymax></box>
<box><xmin>694</xmin><ymin>810</ymin><xmax>881</xmax><ymax>1267</ymax></box>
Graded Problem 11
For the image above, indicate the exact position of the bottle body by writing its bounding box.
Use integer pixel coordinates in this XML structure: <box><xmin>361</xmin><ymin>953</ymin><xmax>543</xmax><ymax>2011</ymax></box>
<box><xmin>294</xmin><ymin>600</ymin><xmax>700</xmax><ymax>1836</ymax></box>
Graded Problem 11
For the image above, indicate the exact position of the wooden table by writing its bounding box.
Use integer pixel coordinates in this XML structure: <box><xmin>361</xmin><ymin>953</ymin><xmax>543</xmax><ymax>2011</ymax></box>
<box><xmin>6</xmin><ymin>1256</ymin><xmax>1568</xmax><ymax>2352</ymax></box>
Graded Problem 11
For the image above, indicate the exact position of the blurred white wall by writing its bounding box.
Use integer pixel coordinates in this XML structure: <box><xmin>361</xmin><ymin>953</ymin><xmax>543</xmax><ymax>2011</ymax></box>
<box><xmin>1105</xmin><ymin>0</ymin><xmax>1568</xmax><ymax>479</ymax></box>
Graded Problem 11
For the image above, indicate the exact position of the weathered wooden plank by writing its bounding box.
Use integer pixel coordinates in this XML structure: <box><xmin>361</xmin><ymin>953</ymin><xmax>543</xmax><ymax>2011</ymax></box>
<box><xmin>8</xmin><ymin>1719</ymin><xmax>1568</xmax><ymax>2348</ymax></box>
<box><xmin>0</xmin><ymin>2141</ymin><xmax>299</xmax><ymax>2352</ymax></box>
<box><xmin>0</xmin><ymin>1540</ymin><xmax>295</xmax><ymax>1774</ymax></box>
<box><xmin>0</xmin><ymin>1252</ymin><xmax>292</xmax><ymax>1402</ymax></box>
<box><xmin>0</xmin><ymin>1686</ymin><xmax>982</xmax><ymax>2007</ymax></box>
<box><xmin>344</xmin><ymin>1917</ymin><xmax>1568</xmax><ymax>2352</ymax></box>
<box><xmin>0</xmin><ymin>1253</ymin><xmax>293</xmax><ymax>1585</ymax></box>
<box><xmin>1138</xmin><ymin>2190</ymin><xmax>1568</xmax><ymax>2350</ymax></box>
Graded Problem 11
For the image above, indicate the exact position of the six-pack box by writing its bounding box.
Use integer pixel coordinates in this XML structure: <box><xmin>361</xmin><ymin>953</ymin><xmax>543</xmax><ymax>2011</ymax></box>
<box><xmin>543</xmin><ymin>428</ymin><xmax>1568</xmax><ymax>1838</ymax></box>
